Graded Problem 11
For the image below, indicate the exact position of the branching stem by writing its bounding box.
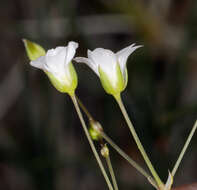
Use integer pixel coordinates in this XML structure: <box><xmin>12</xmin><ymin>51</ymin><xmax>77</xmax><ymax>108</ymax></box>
<box><xmin>172</xmin><ymin>120</ymin><xmax>197</xmax><ymax>176</ymax></box>
<box><xmin>114</xmin><ymin>94</ymin><xmax>164</xmax><ymax>189</ymax></box>
<box><xmin>71</xmin><ymin>94</ymin><xmax>114</xmax><ymax>190</ymax></box>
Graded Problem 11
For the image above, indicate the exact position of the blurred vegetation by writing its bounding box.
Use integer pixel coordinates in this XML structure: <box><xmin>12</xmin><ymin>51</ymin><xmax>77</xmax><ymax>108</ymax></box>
<box><xmin>0</xmin><ymin>0</ymin><xmax>197</xmax><ymax>189</ymax></box>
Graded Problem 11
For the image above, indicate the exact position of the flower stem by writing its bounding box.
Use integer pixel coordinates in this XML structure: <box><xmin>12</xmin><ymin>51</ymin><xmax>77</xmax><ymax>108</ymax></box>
<box><xmin>76</xmin><ymin>95</ymin><xmax>157</xmax><ymax>188</ymax></box>
<box><xmin>76</xmin><ymin>96</ymin><xmax>94</xmax><ymax>120</ymax></box>
<box><xmin>172</xmin><ymin>120</ymin><xmax>197</xmax><ymax>177</ymax></box>
<box><xmin>105</xmin><ymin>154</ymin><xmax>119</xmax><ymax>190</ymax></box>
<box><xmin>100</xmin><ymin>131</ymin><xmax>157</xmax><ymax>188</ymax></box>
<box><xmin>70</xmin><ymin>94</ymin><xmax>114</xmax><ymax>190</ymax></box>
<box><xmin>114</xmin><ymin>94</ymin><xmax>164</xmax><ymax>189</ymax></box>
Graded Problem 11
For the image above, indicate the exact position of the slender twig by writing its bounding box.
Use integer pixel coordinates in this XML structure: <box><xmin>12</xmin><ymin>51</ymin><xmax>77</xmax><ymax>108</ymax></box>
<box><xmin>105</xmin><ymin>154</ymin><xmax>119</xmax><ymax>190</ymax></box>
<box><xmin>114</xmin><ymin>94</ymin><xmax>164</xmax><ymax>189</ymax></box>
<box><xmin>76</xmin><ymin>96</ymin><xmax>94</xmax><ymax>120</ymax></box>
<box><xmin>101</xmin><ymin>131</ymin><xmax>157</xmax><ymax>188</ymax></box>
<box><xmin>76</xmin><ymin>95</ymin><xmax>157</xmax><ymax>188</ymax></box>
<box><xmin>172</xmin><ymin>120</ymin><xmax>197</xmax><ymax>176</ymax></box>
<box><xmin>70</xmin><ymin>94</ymin><xmax>114</xmax><ymax>190</ymax></box>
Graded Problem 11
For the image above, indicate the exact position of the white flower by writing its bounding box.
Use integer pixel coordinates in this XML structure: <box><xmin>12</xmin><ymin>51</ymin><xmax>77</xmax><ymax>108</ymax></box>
<box><xmin>30</xmin><ymin>41</ymin><xmax>79</xmax><ymax>95</ymax></box>
<box><xmin>75</xmin><ymin>44</ymin><xmax>142</xmax><ymax>96</ymax></box>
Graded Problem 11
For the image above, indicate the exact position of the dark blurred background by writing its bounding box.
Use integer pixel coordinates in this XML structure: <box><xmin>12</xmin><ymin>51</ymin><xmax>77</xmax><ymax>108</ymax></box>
<box><xmin>1</xmin><ymin>0</ymin><xmax>197</xmax><ymax>189</ymax></box>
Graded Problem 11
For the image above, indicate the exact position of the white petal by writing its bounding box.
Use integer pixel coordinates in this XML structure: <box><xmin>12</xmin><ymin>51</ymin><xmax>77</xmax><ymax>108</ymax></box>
<box><xmin>30</xmin><ymin>42</ymin><xmax>79</xmax><ymax>86</ymax></box>
<box><xmin>116</xmin><ymin>44</ymin><xmax>143</xmax><ymax>73</ymax></box>
<box><xmin>47</xmin><ymin>46</ymin><xmax>65</xmax><ymax>57</ymax></box>
<box><xmin>30</xmin><ymin>55</ymin><xmax>46</xmax><ymax>70</ymax></box>
<box><xmin>89</xmin><ymin>48</ymin><xmax>117</xmax><ymax>79</ymax></box>
<box><xmin>74</xmin><ymin>56</ymin><xmax>99</xmax><ymax>76</ymax></box>
<box><xmin>45</xmin><ymin>46</ymin><xmax>67</xmax><ymax>74</ymax></box>
<box><xmin>64</xmin><ymin>41</ymin><xmax>79</xmax><ymax>65</ymax></box>
<box><xmin>87</xmin><ymin>49</ymin><xmax>99</xmax><ymax>75</ymax></box>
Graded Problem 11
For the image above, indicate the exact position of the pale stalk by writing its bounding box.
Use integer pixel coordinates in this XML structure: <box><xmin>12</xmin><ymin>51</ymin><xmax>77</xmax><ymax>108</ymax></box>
<box><xmin>172</xmin><ymin>120</ymin><xmax>197</xmax><ymax>176</ymax></box>
<box><xmin>76</xmin><ymin>95</ymin><xmax>157</xmax><ymax>188</ymax></box>
<box><xmin>101</xmin><ymin>131</ymin><xmax>157</xmax><ymax>189</ymax></box>
<box><xmin>114</xmin><ymin>94</ymin><xmax>164</xmax><ymax>189</ymax></box>
<box><xmin>105</xmin><ymin>154</ymin><xmax>119</xmax><ymax>190</ymax></box>
<box><xmin>70</xmin><ymin>94</ymin><xmax>114</xmax><ymax>190</ymax></box>
<box><xmin>76</xmin><ymin>96</ymin><xmax>93</xmax><ymax>120</ymax></box>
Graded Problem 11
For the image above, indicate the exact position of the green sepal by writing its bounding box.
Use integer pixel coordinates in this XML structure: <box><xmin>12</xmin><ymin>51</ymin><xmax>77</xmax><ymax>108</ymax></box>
<box><xmin>45</xmin><ymin>62</ymin><xmax>78</xmax><ymax>95</ymax></box>
<box><xmin>89</xmin><ymin>127</ymin><xmax>101</xmax><ymax>141</ymax></box>
<box><xmin>89</xmin><ymin>120</ymin><xmax>103</xmax><ymax>141</ymax></box>
<box><xmin>23</xmin><ymin>39</ymin><xmax>46</xmax><ymax>61</ymax></box>
<box><xmin>67</xmin><ymin>62</ymin><xmax>78</xmax><ymax>95</ymax></box>
<box><xmin>123</xmin><ymin>68</ymin><xmax>128</xmax><ymax>90</ymax></box>
<box><xmin>101</xmin><ymin>144</ymin><xmax>109</xmax><ymax>158</ymax></box>
<box><xmin>99</xmin><ymin>63</ymin><xmax>125</xmax><ymax>96</ymax></box>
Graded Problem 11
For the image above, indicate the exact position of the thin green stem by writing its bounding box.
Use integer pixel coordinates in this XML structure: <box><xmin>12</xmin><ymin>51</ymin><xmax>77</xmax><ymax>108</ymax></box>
<box><xmin>101</xmin><ymin>131</ymin><xmax>157</xmax><ymax>188</ymax></box>
<box><xmin>76</xmin><ymin>96</ymin><xmax>94</xmax><ymax>120</ymax></box>
<box><xmin>114</xmin><ymin>94</ymin><xmax>164</xmax><ymax>189</ymax></box>
<box><xmin>172</xmin><ymin>120</ymin><xmax>197</xmax><ymax>177</ymax></box>
<box><xmin>76</xmin><ymin>95</ymin><xmax>157</xmax><ymax>188</ymax></box>
<box><xmin>70</xmin><ymin>94</ymin><xmax>114</xmax><ymax>190</ymax></box>
<box><xmin>105</xmin><ymin>154</ymin><xmax>119</xmax><ymax>190</ymax></box>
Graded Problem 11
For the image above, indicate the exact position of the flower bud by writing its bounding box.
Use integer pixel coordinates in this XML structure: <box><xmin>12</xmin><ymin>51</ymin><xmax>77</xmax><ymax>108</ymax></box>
<box><xmin>89</xmin><ymin>120</ymin><xmax>103</xmax><ymax>141</ymax></box>
<box><xmin>23</xmin><ymin>39</ymin><xmax>46</xmax><ymax>61</ymax></box>
<box><xmin>101</xmin><ymin>144</ymin><xmax>109</xmax><ymax>158</ymax></box>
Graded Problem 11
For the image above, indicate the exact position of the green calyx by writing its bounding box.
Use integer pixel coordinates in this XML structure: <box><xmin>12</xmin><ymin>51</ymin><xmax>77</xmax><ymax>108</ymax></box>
<box><xmin>23</xmin><ymin>39</ymin><xmax>46</xmax><ymax>61</ymax></box>
<box><xmin>89</xmin><ymin>121</ymin><xmax>103</xmax><ymax>141</ymax></box>
<box><xmin>123</xmin><ymin>68</ymin><xmax>128</xmax><ymax>90</ymax></box>
<box><xmin>45</xmin><ymin>62</ymin><xmax>78</xmax><ymax>95</ymax></box>
<box><xmin>101</xmin><ymin>145</ymin><xmax>109</xmax><ymax>158</ymax></box>
<box><xmin>98</xmin><ymin>63</ymin><xmax>126</xmax><ymax>96</ymax></box>
<box><xmin>89</xmin><ymin>127</ymin><xmax>102</xmax><ymax>141</ymax></box>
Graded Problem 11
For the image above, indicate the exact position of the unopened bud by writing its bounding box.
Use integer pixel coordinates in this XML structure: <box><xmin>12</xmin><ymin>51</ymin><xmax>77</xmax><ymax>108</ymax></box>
<box><xmin>90</xmin><ymin>121</ymin><xmax>103</xmax><ymax>133</ymax></box>
<box><xmin>23</xmin><ymin>39</ymin><xmax>46</xmax><ymax>61</ymax></box>
<box><xmin>101</xmin><ymin>144</ymin><xmax>109</xmax><ymax>158</ymax></box>
<box><xmin>89</xmin><ymin>127</ymin><xmax>101</xmax><ymax>141</ymax></box>
<box><xmin>89</xmin><ymin>120</ymin><xmax>103</xmax><ymax>141</ymax></box>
